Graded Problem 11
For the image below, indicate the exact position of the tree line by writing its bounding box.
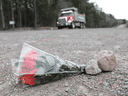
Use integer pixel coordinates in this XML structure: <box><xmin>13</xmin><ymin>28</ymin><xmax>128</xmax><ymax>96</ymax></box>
<box><xmin>0</xmin><ymin>0</ymin><xmax>117</xmax><ymax>30</ymax></box>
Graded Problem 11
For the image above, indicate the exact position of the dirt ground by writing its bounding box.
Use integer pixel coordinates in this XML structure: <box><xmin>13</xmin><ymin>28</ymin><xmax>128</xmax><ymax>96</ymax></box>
<box><xmin>0</xmin><ymin>27</ymin><xmax>128</xmax><ymax>96</ymax></box>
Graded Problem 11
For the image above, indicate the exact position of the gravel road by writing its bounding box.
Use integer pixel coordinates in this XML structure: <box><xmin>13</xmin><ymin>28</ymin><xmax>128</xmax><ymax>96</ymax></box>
<box><xmin>0</xmin><ymin>28</ymin><xmax>128</xmax><ymax>96</ymax></box>
<box><xmin>116</xmin><ymin>24</ymin><xmax>127</xmax><ymax>28</ymax></box>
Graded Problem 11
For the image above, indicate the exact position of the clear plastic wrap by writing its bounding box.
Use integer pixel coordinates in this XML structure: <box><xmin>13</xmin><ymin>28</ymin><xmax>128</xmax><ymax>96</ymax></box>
<box><xmin>11</xmin><ymin>43</ymin><xmax>86</xmax><ymax>85</ymax></box>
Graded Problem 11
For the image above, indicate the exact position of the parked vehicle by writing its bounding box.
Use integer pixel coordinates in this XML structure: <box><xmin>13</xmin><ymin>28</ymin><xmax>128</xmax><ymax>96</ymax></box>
<box><xmin>57</xmin><ymin>7</ymin><xmax>86</xmax><ymax>29</ymax></box>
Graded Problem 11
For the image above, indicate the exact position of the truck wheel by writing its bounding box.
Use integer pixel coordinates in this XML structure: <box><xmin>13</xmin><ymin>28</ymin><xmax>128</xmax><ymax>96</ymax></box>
<box><xmin>58</xmin><ymin>27</ymin><xmax>62</xmax><ymax>29</ymax></box>
<box><xmin>78</xmin><ymin>23</ymin><xmax>82</xmax><ymax>29</ymax></box>
<box><xmin>71</xmin><ymin>22</ymin><xmax>75</xmax><ymax>29</ymax></box>
<box><xmin>83</xmin><ymin>23</ymin><xmax>85</xmax><ymax>29</ymax></box>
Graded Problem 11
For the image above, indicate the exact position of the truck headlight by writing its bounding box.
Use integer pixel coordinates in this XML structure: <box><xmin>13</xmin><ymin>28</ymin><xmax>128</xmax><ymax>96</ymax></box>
<box><xmin>68</xmin><ymin>20</ymin><xmax>72</xmax><ymax>23</ymax></box>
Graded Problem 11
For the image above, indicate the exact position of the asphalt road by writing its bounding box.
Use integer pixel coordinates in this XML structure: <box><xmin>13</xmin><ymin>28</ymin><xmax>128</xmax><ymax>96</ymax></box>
<box><xmin>0</xmin><ymin>27</ymin><xmax>128</xmax><ymax>95</ymax></box>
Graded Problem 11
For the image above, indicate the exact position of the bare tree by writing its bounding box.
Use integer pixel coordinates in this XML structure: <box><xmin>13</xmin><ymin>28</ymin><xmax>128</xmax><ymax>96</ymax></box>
<box><xmin>48</xmin><ymin>0</ymin><xmax>50</xmax><ymax>5</ymax></box>
<box><xmin>18</xmin><ymin>1</ymin><xmax>22</xmax><ymax>27</ymax></box>
<box><xmin>11</xmin><ymin>0</ymin><xmax>15</xmax><ymax>29</ymax></box>
<box><xmin>34</xmin><ymin>0</ymin><xmax>37</xmax><ymax>28</ymax></box>
<box><xmin>0</xmin><ymin>0</ymin><xmax>5</xmax><ymax>29</ymax></box>
<box><xmin>19</xmin><ymin>6</ymin><xmax>22</xmax><ymax>28</ymax></box>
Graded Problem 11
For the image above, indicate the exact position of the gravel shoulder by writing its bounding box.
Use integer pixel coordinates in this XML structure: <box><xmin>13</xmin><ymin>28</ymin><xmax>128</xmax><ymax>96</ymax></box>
<box><xmin>0</xmin><ymin>28</ymin><xmax>128</xmax><ymax>96</ymax></box>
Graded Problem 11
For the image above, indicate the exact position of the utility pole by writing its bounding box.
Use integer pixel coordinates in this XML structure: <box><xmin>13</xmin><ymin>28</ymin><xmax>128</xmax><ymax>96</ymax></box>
<box><xmin>11</xmin><ymin>0</ymin><xmax>15</xmax><ymax>30</ymax></box>
<box><xmin>34</xmin><ymin>0</ymin><xmax>37</xmax><ymax>29</ymax></box>
<box><xmin>0</xmin><ymin>0</ymin><xmax>5</xmax><ymax>29</ymax></box>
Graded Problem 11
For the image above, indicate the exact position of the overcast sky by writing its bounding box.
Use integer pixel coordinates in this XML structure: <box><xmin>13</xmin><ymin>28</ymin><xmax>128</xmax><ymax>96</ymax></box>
<box><xmin>89</xmin><ymin>0</ymin><xmax>128</xmax><ymax>20</ymax></box>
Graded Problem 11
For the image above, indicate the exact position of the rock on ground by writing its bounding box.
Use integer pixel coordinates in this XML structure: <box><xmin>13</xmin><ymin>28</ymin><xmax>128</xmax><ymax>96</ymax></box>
<box><xmin>94</xmin><ymin>50</ymin><xmax>117</xmax><ymax>71</ymax></box>
<box><xmin>85</xmin><ymin>59</ymin><xmax>101</xmax><ymax>75</ymax></box>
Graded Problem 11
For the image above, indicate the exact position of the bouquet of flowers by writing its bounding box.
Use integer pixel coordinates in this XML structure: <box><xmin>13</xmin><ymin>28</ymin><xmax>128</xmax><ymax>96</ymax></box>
<box><xmin>11</xmin><ymin>43</ymin><xmax>86</xmax><ymax>86</ymax></box>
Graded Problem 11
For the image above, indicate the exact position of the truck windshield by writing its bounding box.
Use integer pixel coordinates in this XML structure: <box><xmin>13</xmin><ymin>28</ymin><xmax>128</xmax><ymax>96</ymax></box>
<box><xmin>61</xmin><ymin>13</ymin><xmax>73</xmax><ymax>16</ymax></box>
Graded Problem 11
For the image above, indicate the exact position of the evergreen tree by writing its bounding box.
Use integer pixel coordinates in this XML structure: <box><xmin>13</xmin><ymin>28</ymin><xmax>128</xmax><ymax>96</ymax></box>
<box><xmin>0</xmin><ymin>0</ymin><xmax>118</xmax><ymax>29</ymax></box>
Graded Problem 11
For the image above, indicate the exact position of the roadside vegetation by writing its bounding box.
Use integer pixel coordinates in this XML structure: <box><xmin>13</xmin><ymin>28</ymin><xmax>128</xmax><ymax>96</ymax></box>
<box><xmin>0</xmin><ymin>0</ymin><xmax>119</xmax><ymax>30</ymax></box>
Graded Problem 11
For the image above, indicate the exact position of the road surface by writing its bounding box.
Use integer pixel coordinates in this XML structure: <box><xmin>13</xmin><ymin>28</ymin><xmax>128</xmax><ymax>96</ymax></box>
<box><xmin>116</xmin><ymin>24</ymin><xmax>127</xmax><ymax>28</ymax></box>
<box><xmin>0</xmin><ymin>28</ymin><xmax>128</xmax><ymax>95</ymax></box>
